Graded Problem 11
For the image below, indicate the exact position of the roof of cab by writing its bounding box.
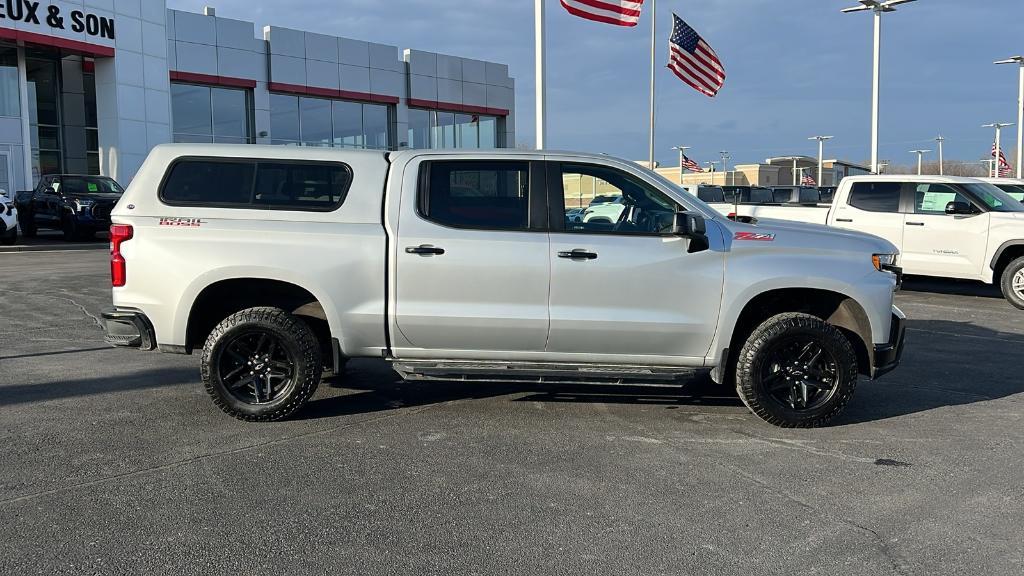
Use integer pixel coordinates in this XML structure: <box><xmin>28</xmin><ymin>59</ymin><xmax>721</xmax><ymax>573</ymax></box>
<box><xmin>841</xmin><ymin>174</ymin><xmax>987</xmax><ymax>184</ymax></box>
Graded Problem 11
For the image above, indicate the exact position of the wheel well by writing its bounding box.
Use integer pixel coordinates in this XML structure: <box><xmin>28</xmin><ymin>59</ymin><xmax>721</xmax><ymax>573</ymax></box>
<box><xmin>186</xmin><ymin>278</ymin><xmax>331</xmax><ymax>356</ymax></box>
<box><xmin>994</xmin><ymin>245</ymin><xmax>1024</xmax><ymax>281</ymax></box>
<box><xmin>729</xmin><ymin>288</ymin><xmax>872</xmax><ymax>377</ymax></box>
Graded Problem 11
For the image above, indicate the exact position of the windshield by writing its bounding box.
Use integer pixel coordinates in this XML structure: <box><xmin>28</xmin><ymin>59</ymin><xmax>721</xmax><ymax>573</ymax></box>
<box><xmin>643</xmin><ymin>168</ymin><xmax>719</xmax><ymax>219</ymax></box>
<box><xmin>993</xmin><ymin>183</ymin><xmax>1024</xmax><ymax>202</ymax></box>
<box><xmin>962</xmin><ymin>183</ymin><xmax>1024</xmax><ymax>212</ymax></box>
<box><xmin>52</xmin><ymin>176</ymin><xmax>124</xmax><ymax>195</ymax></box>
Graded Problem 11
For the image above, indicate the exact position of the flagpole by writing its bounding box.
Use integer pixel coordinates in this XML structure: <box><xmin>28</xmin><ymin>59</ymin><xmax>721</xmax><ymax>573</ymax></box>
<box><xmin>535</xmin><ymin>0</ymin><xmax>546</xmax><ymax>150</ymax></box>
<box><xmin>648</xmin><ymin>0</ymin><xmax>657</xmax><ymax>169</ymax></box>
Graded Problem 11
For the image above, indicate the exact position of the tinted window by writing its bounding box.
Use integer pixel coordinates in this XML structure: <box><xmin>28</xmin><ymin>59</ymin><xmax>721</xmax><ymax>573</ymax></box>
<box><xmin>697</xmin><ymin>186</ymin><xmax>725</xmax><ymax>203</ymax></box>
<box><xmin>798</xmin><ymin>188</ymin><xmax>820</xmax><ymax>204</ymax></box>
<box><xmin>254</xmin><ymin>163</ymin><xmax>350</xmax><ymax>209</ymax></box>
<box><xmin>162</xmin><ymin>161</ymin><xmax>254</xmax><ymax>205</ymax></box>
<box><xmin>772</xmin><ymin>188</ymin><xmax>795</xmax><ymax>203</ymax></box>
<box><xmin>421</xmin><ymin>161</ymin><xmax>529</xmax><ymax>230</ymax></box>
<box><xmin>849</xmin><ymin>182</ymin><xmax>901</xmax><ymax>212</ymax></box>
<box><xmin>161</xmin><ymin>159</ymin><xmax>351</xmax><ymax>210</ymax></box>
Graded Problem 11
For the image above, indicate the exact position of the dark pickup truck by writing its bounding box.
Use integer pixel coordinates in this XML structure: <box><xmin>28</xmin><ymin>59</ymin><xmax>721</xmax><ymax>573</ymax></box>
<box><xmin>16</xmin><ymin>175</ymin><xmax>124</xmax><ymax>240</ymax></box>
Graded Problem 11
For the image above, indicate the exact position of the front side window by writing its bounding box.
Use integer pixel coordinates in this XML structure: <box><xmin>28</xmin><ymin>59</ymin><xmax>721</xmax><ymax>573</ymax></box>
<box><xmin>160</xmin><ymin>159</ymin><xmax>351</xmax><ymax>211</ymax></box>
<box><xmin>561</xmin><ymin>164</ymin><xmax>679</xmax><ymax>235</ymax></box>
<box><xmin>993</xmin><ymin>183</ymin><xmax>1024</xmax><ymax>202</ymax></box>
<box><xmin>962</xmin><ymin>183</ymin><xmax>1024</xmax><ymax>212</ymax></box>
<box><xmin>420</xmin><ymin>161</ymin><xmax>529</xmax><ymax>230</ymax></box>
<box><xmin>914</xmin><ymin>184</ymin><xmax>971</xmax><ymax>214</ymax></box>
<box><xmin>848</xmin><ymin>182</ymin><xmax>901</xmax><ymax>212</ymax></box>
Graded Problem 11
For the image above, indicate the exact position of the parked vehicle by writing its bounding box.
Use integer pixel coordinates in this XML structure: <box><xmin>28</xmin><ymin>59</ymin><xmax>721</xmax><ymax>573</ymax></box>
<box><xmin>582</xmin><ymin>195</ymin><xmax>625</xmax><ymax>223</ymax></box>
<box><xmin>565</xmin><ymin>207</ymin><xmax>586</xmax><ymax>223</ymax></box>
<box><xmin>1</xmin><ymin>189</ymin><xmax>17</xmax><ymax>245</ymax></box>
<box><xmin>977</xmin><ymin>177</ymin><xmax>1024</xmax><ymax>202</ymax></box>
<box><xmin>769</xmin><ymin>186</ymin><xmax>826</xmax><ymax>205</ymax></box>
<box><xmin>15</xmin><ymin>175</ymin><xmax>124</xmax><ymax>240</ymax></box>
<box><xmin>721</xmin><ymin>185</ymin><xmax>773</xmax><ymax>204</ymax></box>
<box><xmin>102</xmin><ymin>144</ymin><xmax>905</xmax><ymax>428</ymax></box>
<box><xmin>696</xmin><ymin>175</ymin><xmax>1024</xmax><ymax>308</ymax></box>
<box><xmin>680</xmin><ymin>184</ymin><xmax>727</xmax><ymax>204</ymax></box>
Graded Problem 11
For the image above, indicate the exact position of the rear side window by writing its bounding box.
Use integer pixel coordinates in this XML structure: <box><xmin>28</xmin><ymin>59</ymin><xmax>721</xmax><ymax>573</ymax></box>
<box><xmin>697</xmin><ymin>186</ymin><xmax>725</xmax><ymax>203</ymax></box>
<box><xmin>420</xmin><ymin>161</ymin><xmax>529</xmax><ymax>230</ymax></box>
<box><xmin>160</xmin><ymin>158</ymin><xmax>351</xmax><ymax>211</ymax></box>
<box><xmin>798</xmin><ymin>188</ymin><xmax>820</xmax><ymax>204</ymax></box>
<box><xmin>772</xmin><ymin>188</ymin><xmax>794</xmax><ymax>203</ymax></box>
<box><xmin>849</xmin><ymin>182</ymin><xmax>901</xmax><ymax>212</ymax></box>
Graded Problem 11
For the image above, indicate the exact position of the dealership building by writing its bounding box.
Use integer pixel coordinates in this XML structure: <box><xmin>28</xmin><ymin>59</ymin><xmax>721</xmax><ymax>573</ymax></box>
<box><xmin>0</xmin><ymin>1</ymin><xmax>517</xmax><ymax>195</ymax></box>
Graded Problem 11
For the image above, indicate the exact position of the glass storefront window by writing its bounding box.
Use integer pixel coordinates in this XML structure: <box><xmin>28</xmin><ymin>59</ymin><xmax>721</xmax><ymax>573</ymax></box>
<box><xmin>363</xmin><ymin>104</ymin><xmax>389</xmax><ymax>150</ymax></box>
<box><xmin>478</xmin><ymin>116</ymin><xmax>497</xmax><ymax>149</ymax></box>
<box><xmin>407</xmin><ymin>108</ymin><xmax>430</xmax><ymax>149</ymax></box>
<box><xmin>299</xmin><ymin>97</ymin><xmax>333</xmax><ymax>147</ymax></box>
<box><xmin>0</xmin><ymin>46</ymin><xmax>18</xmax><ymax>117</ymax></box>
<box><xmin>172</xmin><ymin>83</ymin><xmax>252</xmax><ymax>144</ymax></box>
<box><xmin>332</xmin><ymin>100</ymin><xmax>363</xmax><ymax>148</ymax></box>
<box><xmin>27</xmin><ymin>57</ymin><xmax>62</xmax><ymax>180</ymax></box>
<box><xmin>269</xmin><ymin>94</ymin><xmax>392</xmax><ymax>150</ymax></box>
<box><xmin>436</xmin><ymin>112</ymin><xmax>455</xmax><ymax>148</ymax></box>
<box><xmin>407</xmin><ymin>109</ymin><xmax>501</xmax><ymax>149</ymax></box>
<box><xmin>269</xmin><ymin>94</ymin><xmax>300</xmax><ymax>145</ymax></box>
<box><xmin>456</xmin><ymin>114</ymin><xmax>479</xmax><ymax>149</ymax></box>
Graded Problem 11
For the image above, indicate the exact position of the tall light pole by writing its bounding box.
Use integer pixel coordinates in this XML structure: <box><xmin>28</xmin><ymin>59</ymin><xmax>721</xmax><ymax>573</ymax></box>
<box><xmin>983</xmin><ymin>122</ymin><xmax>1015</xmax><ymax>178</ymax></box>
<box><xmin>995</xmin><ymin>56</ymin><xmax>1024</xmax><ymax>178</ymax></box>
<box><xmin>719</xmin><ymin>151</ymin><xmax>731</xmax><ymax>185</ymax></box>
<box><xmin>842</xmin><ymin>0</ymin><xmax>918</xmax><ymax>174</ymax></box>
<box><xmin>706</xmin><ymin>161</ymin><xmax>720</xmax><ymax>184</ymax></box>
<box><xmin>809</xmin><ymin>135</ymin><xmax>833</xmax><ymax>186</ymax></box>
<box><xmin>878</xmin><ymin>161</ymin><xmax>889</xmax><ymax>174</ymax></box>
<box><xmin>910</xmin><ymin>149</ymin><xmax>931</xmax><ymax>175</ymax></box>
<box><xmin>534</xmin><ymin>0</ymin><xmax>546</xmax><ymax>149</ymax></box>
<box><xmin>934</xmin><ymin>135</ymin><xmax>945</xmax><ymax>175</ymax></box>
<box><xmin>672</xmin><ymin>146</ymin><xmax>691</xmax><ymax>184</ymax></box>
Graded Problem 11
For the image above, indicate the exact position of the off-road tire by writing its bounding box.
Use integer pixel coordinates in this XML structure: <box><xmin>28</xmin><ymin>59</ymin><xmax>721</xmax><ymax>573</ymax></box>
<box><xmin>999</xmin><ymin>256</ymin><xmax>1024</xmax><ymax>310</ymax></box>
<box><xmin>735</xmin><ymin>312</ymin><xmax>858</xmax><ymax>428</ymax></box>
<box><xmin>1</xmin><ymin>226</ymin><xmax>16</xmax><ymax>245</ymax></box>
<box><xmin>201</xmin><ymin>306</ymin><xmax>323</xmax><ymax>421</ymax></box>
<box><xmin>61</xmin><ymin>215</ymin><xmax>79</xmax><ymax>241</ymax></box>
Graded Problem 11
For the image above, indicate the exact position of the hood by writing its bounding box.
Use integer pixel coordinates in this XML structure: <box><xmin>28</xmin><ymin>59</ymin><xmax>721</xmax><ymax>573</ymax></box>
<box><xmin>730</xmin><ymin>216</ymin><xmax>899</xmax><ymax>255</ymax></box>
<box><xmin>990</xmin><ymin>211</ymin><xmax>1024</xmax><ymax>221</ymax></box>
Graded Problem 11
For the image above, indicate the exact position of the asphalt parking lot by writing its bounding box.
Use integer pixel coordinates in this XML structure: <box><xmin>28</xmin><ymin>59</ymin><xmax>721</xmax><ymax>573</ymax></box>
<box><xmin>1</xmin><ymin>248</ymin><xmax>1022</xmax><ymax>575</ymax></box>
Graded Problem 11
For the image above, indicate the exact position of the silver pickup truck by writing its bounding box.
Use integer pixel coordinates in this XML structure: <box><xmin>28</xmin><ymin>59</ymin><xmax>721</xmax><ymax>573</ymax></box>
<box><xmin>102</xmin><ymin>145</ymin><xmax>905</xmax><ymax>428</ymax></box>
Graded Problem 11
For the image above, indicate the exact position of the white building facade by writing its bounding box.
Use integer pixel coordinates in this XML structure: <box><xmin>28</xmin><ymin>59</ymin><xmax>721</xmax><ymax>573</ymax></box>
<box><xmin>0</xmin><ymin>1</ymin><xmax>516</xmax><ymax>194</ymax></box>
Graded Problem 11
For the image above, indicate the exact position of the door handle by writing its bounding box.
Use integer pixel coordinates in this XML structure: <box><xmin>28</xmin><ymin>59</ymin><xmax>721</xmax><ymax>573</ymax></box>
<box><xmin>906</xmin><ymin>222</ymin><xmax>925</xmax><ymax>226</ymax></box>
<box><xmin>405</xmin><ymin>244</ymin><xmax>445</xmax><ymax>255</ymax></box>
<box><xmin>835</xmin><ymin>218</ymin><xmax>853</xmax><ymax>223</ymax></box>
<box><xmin>557</xmin><ymin>249</ymin><xmax>598</xmax><ymax>260</ymax></box>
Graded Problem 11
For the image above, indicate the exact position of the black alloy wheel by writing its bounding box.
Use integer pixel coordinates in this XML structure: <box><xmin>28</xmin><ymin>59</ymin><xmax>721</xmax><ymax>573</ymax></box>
<box><xmin>759</xmin><ymin>337</ymin><xmax>841</xmax><ymax>411</ymax></box>
<box><xmin>218</xmin><ymin>330</ymin><xmax>297</xmax><ymax>405</ymax></box>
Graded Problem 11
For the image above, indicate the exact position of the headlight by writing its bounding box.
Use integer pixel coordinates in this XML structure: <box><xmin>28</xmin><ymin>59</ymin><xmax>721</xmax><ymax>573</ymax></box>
<box><xmin>872</xmin><ymin>253</ymin><xmax>898</xmax><ymax>271</ymax></box>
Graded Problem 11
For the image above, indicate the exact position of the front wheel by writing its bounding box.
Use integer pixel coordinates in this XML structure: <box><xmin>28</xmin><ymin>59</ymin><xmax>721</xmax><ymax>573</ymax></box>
<box><xmin>999</xmin><ymin>256</ymin><xmax>1024</xmax><ymax>310</ymax></box>
<box><xmin>201</xmin><ymin>307</ymin><xmax>323</xmax><ymax>421</ymax></box>
<box><xmin>18</xmin><ymin>213</ymin><xmax>36</xmax><ymax>237</ymax></box>
<box><xmin>61</xmin><ymin>215</ymin><xmax>79</xmax><ymax>241</ymax></box>
<box><xmin>735</xmin><ymin>312</ymin><xmax>858</xmax><ymax>428</ymax></box>
<box><xmin>1</xmin><ymin>226</ymin><xmax>16</xmax><ymax>245</ymax></box>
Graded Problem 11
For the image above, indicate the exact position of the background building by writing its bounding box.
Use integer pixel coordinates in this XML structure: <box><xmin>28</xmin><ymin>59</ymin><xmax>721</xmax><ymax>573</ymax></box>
<box><xmin>656</xmin><ymin>156</ymin><xmax>871</xmax><ymax>188</ymax></box>
<box><xmin>0</xmin><ymin>2</ymin><xmax>516</xmax><ymax>195</ymax></box>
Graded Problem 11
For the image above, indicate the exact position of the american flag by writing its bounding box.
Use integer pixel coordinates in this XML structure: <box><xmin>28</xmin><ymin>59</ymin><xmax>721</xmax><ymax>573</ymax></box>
<box><xmin>992</xmin><ymin>143</ymin><xmax>1014</xmax><ymax>177</ymax></box>
<box><xmin>802</xmin><ymin>173</ymin><xmax>817</xmax><ymax>186</ymax></box>
<box><xmin>559</xmin><ymin>0</ymin><xmax>644</xmax><ymax>27</ymax></box>
<box><xmin>681</xmin><ymin>153</ymin><xmax>704</xmax><ymax>173</ymax></box>
<box><xmin>667</xmin><ymin>13</ymin><xmax>725</xmax><ymax>98</ymax></box>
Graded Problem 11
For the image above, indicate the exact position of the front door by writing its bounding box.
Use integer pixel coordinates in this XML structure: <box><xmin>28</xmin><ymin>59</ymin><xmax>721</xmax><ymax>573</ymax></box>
<box><xmin>901</xmin><ymin>183</ymin><xmax>990</xmax><ymax>278</ymax></box>
<box><xmin>545</xmin><ymin>161</ymin><xmax>725</xmax><ymax>364</ymax></box>
<box><xmin>392</xmin><ymin>157</ymin><xmax>551</xmax><ymax>356</ymax></box>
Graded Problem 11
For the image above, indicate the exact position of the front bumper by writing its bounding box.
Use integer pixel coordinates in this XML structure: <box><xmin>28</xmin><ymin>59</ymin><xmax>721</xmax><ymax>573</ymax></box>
<box><xmin>101</xmin><ymin>308</ymin><xmax>156</xmax><ymax>350</ymax></box>
<box><xmin>870</xmin><ymin>308</ymin><xmax>906</xmax><ymax>379</ymax></box>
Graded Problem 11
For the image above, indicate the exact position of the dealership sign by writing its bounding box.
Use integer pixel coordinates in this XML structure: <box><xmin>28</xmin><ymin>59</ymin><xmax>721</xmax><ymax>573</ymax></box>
<box><xmin>0</xmin><ymin>1</ymin><xmax>115</xmax><ymax>40</ymax></box>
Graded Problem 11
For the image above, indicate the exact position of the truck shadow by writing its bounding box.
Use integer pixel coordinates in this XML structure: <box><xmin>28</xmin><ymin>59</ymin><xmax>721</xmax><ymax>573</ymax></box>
<box><xmin>304</xmin><ymin>318</ymin><xmax>1024</xmax><ymax>427</ymax></box>
<box><xmin>900</xmin><ymin>276</ymin><xmax>1004</xmax><ymax>299</ymax></box>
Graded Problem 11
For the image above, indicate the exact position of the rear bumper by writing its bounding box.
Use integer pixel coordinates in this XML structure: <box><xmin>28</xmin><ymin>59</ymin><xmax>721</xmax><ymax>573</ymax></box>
<box><xmin>101</xmin><ymin>308</ymin><xmax>156</xmax><ymax>350</ymax></box>
<box><xmin>870</xmin><ymin>308</ymin><xmax>906</xmax><ymax>379</ymax></box>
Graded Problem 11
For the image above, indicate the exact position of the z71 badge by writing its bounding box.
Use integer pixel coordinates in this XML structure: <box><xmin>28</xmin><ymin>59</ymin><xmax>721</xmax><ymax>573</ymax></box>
<box><xmin>159</xmin><ymin>217</ymin><xmax>204</xmax><ymax>227</ymax></box>
<box><xmin>734</xmin><ymin>232</ymin><xmax>775</xmax><ymax>241</ymax></box>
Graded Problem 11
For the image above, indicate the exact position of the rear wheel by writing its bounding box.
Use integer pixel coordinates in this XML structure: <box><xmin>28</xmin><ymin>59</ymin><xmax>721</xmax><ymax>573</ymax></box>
<box><xmin>735</xmin><ymin>312</ymin><xmax>858</xmax><ymax>428</ymax></box>
<box><xmin>201</xmin><ymin>307</ymin><xmax>323</xmax><ymax>421</ymax></box>
<box><xmin>999</xmin><ymin>256</ymin><xmax>1024</xmax><ymax>310</ymax></box>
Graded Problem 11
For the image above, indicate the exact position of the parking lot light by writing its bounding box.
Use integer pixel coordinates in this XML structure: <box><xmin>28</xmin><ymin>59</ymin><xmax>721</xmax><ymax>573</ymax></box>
<box><xmin>983</xmin><ymin>122</ymin><xmax>1015</xmax><ymax>177</ymax></box>
<box><xmin>809</xmin><ymin>136</ymin><xmax>834</xmax><ymax>186</ymax></box>
<box><xmin>842</xmin><ymin>0</ymin><xmax>919</xmax><ymax>174</ymax></box>
<box><xmin>909</xmin><ymin>149</ymin><xmax>931</xmax><ymax>175</ymax></box>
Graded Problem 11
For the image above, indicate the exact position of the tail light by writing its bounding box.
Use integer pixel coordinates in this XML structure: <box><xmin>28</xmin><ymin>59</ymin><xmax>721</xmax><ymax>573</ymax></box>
<box><xmin>110</xmin><ymin>224</ymin><xmax>133</xmax><ymax>287</ymax></box>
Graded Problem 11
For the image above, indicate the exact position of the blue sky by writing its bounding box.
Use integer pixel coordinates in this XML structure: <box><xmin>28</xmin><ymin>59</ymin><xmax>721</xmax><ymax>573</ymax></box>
<box><xmin>169</xmin><ymin>0</ymin><xmax>1024</xmax><ymax>168</ymax></box>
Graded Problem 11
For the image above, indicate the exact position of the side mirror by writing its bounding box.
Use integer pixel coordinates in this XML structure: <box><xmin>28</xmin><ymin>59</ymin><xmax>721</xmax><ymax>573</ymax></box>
<box><xmin>672</xmin><ymin>211</ymin><xmax>709</xmax><ymax>253</ymax></box>
<box><xmin>945</xmin><ymin>201</ymin><xmax>974</xmax><ymax>215</ymax></box>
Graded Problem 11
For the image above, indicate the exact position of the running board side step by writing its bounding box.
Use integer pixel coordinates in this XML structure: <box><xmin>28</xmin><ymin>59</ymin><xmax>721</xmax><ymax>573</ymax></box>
<box><xmin>390</xmin><ymin>359</ymin><xmax>701</xmax><ymax>386</ymax></box>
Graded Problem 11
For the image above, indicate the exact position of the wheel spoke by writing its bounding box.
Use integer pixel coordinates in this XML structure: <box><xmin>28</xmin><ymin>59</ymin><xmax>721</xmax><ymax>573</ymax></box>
<box><xmin>222</xmin><ymin>364</ymin><xmax>248</xmax><ymax>384</ymax></box>
<box><xmin>254</xmin><ymin>333</ymin><xmax>268</xmax><ymax>355</ymax></box>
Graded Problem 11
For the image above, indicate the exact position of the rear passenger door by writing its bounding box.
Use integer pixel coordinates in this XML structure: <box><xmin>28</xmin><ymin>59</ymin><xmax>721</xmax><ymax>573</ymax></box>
<box><xmin>392</xmin><ymin>158</ymin><xmax>551</xmax><ymax>356</ymax></box>
<box><xmin>832</xmin><ymin>181</ymin><xmax>906</xmax><ymax>251</ymax></box>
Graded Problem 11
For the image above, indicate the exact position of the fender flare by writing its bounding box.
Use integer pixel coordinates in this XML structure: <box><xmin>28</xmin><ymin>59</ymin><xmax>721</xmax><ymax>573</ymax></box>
<box><xmin>991</xmin><ymin>240</ymin><xmax>1024</xmax><ymax>270</ymax></box>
